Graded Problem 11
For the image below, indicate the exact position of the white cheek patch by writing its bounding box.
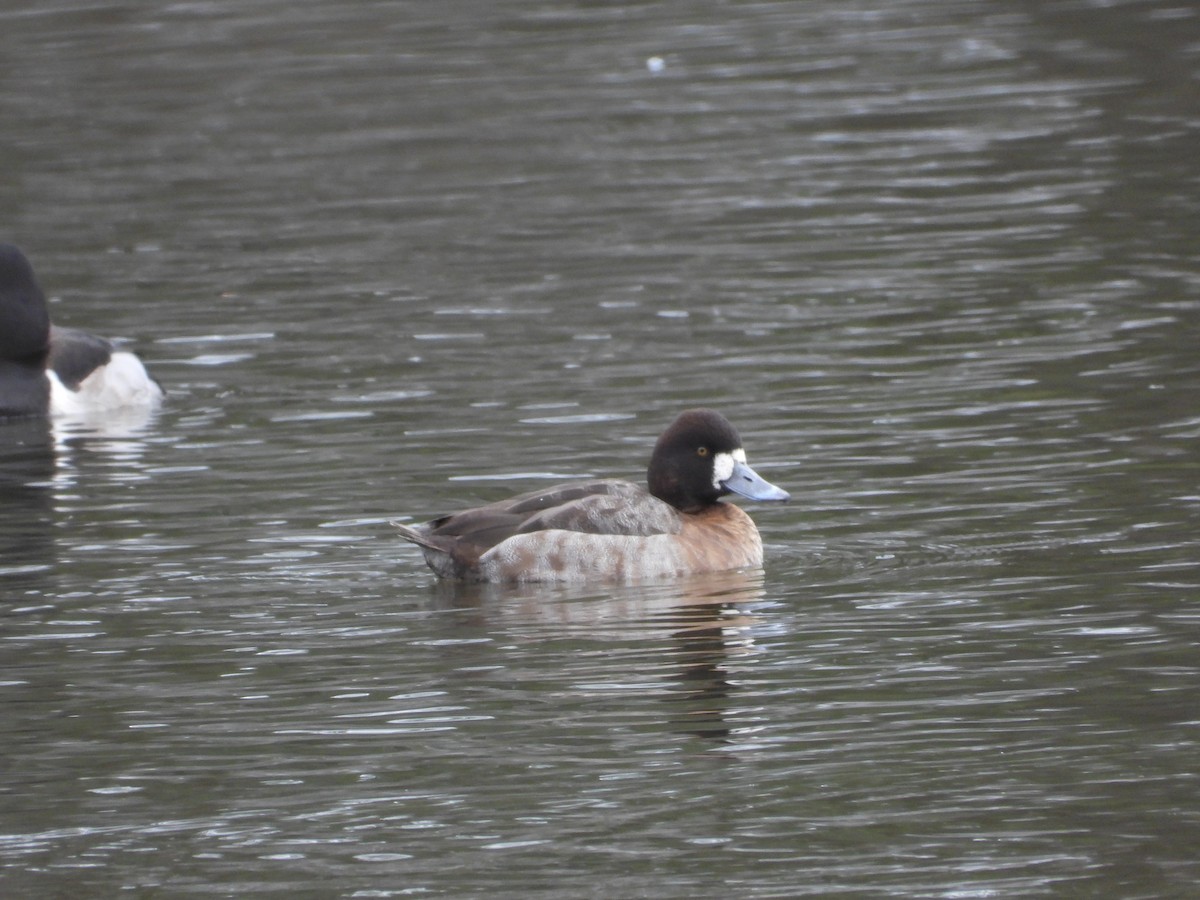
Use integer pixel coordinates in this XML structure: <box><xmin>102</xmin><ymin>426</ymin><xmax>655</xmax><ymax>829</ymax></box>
<box><xmin>712</xmin><ymin>451</ymin><xmax>737</xmax><ymax>489</ymax></box>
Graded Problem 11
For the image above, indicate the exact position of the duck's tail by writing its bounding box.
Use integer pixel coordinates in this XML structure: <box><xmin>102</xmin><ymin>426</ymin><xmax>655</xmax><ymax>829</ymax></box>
<box><xmin>390</xmin><ymin>520</ymin><xmax>468</xmax><ymax>579</ymax></box>
<box><xmin>390</xmin><ymin>520</ymin><xmax>439</xmax><ymax>549</ymax></box>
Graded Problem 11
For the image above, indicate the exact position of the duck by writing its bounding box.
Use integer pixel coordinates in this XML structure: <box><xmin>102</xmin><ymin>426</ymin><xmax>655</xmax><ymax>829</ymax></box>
<box><xmin>0</xmin><ymin>243</ymin><xmax>163</xmax><ymax>419</ymax></box>
<box><xmin>392</xmin><ymin>408</ymin><xmax>789</xmax><ymax>583</ymax></box>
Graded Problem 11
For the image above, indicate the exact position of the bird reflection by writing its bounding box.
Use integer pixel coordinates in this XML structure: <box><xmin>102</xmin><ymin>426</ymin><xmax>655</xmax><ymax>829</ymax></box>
<box><xmin>0</xmin><ymin>417</ymin><xmax>57</xmax><ymax>594</ymax></box>
<box><xmin>647</xmin><ymin>572</ymin><xmax>766</xmax><ymax>743</ymax></box>
<box><xmin>423</xmin><ymin>569</ymin><xmax>768</xmax><ymax>745</ymax></box>
<box><xmin>661</xmin><ymin>599</ymin><xmax>740</xmax><ymax>742</ymax></box>
<box><xmin>49</xmin><ymin>405</ymin><xmax>162</xmax><ymax>490</ymax></box>
<box><xmin>1</xmin><ymin>408</ymin><xmax>162</xmax><ymax>601</ymax></box>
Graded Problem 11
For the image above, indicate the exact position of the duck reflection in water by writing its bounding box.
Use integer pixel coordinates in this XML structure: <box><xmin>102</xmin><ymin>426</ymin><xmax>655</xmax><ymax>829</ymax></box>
<box><xmin>429</xmin><ymin>569</ymin><xmax>769</xmax><ymax>744</ymax></box>
<box><xmin>1</xmin><ymin>411</ymin><xmax>164</xmax><ymax>595</ymax></box>
<box><xmin>0</xmin><ymin>417</ymin><xmax>57</xmax><ymax>591</ymax></box>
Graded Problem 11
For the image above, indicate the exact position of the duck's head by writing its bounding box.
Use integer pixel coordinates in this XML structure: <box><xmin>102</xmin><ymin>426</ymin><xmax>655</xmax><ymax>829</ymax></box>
<box><xmin>0</xmin><ymin>244</ymin><xmax>51</xmax><ymax>362</ymax></box>
<box><xmin>647</xmin><ymin>408</ymin><xmax>790</xmax><ymax>513</ymax></box>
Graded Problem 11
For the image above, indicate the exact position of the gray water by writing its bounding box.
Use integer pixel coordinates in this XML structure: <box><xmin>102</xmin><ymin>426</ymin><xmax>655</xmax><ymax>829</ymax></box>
<box><xmin>2</xmin><ymin>1</ymin><xmax>1199</xmax><ymax>897</ymax></box>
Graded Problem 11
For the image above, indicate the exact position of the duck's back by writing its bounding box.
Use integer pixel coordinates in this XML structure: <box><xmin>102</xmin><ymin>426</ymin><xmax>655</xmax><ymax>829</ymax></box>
<box><xmin>46</xmin><ymin>326</ymin><xmax>113</xmax><ymax>390</ymax></box>
<box><xmin>395</xmin><ymin>479</ymin><xmax>684</xmax><ymax>579</ymax></box>
<box><xmin>46</xmin><ymin>326</ymin><xmax>163</xmax><ymax>414</ymax></box>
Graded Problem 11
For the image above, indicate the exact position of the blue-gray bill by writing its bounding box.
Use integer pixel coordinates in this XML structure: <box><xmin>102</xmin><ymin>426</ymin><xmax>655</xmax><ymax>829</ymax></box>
<box><xmin>722</xmin><ymin>460</ymin><xmax>790</xmax><ymax>502</ymax></box>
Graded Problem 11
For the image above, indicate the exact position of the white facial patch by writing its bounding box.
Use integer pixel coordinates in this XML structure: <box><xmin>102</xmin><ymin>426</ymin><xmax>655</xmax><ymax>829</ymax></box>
<box><xmin>712</xmin><ymin>450</ymin><xmax>739</xmax><ymax>489</ymax></box>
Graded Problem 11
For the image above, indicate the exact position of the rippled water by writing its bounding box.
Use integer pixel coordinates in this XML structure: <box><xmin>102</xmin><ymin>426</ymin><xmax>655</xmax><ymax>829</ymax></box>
<box><xmin>3</xmin><ymin>1</ymin><xmax>1199</xmax><ymax>896</ymax></box>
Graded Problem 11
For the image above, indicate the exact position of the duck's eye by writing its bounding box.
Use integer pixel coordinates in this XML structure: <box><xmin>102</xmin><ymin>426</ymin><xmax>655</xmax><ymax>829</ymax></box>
<box><xmin>697</xmin><ymin>446</ymin><xmax>709</xmax><ymax>457</ymax></box>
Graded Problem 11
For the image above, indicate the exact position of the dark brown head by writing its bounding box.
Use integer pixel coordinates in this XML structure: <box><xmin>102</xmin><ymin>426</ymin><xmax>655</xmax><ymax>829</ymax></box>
<box><xmin>646</xmin><ymin>408</ymin><xmax>789</xmax><ymax>513</ymax></box>
<box><xmin>0</xmin><ymin>244</ymin><xmax>51</xmax><ymax>362</ymax></box>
